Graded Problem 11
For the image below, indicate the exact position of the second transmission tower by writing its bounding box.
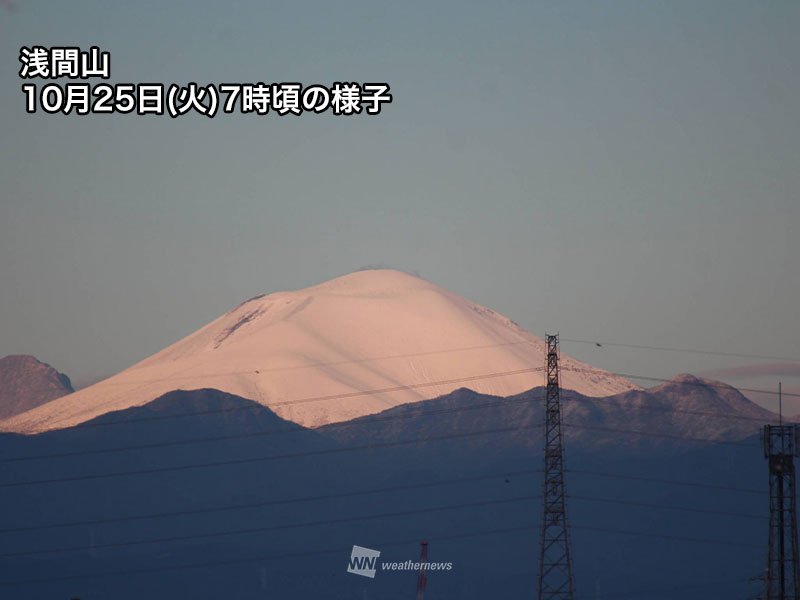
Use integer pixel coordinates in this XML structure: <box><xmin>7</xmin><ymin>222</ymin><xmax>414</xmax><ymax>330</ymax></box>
<box><xmin>763</xmin><ymin>419</ymin><xmax>800</xmax><ymax>600</ymax></box>
<box><xmin>538</xmin><ymin>333</ymin><xmax>575</xmax><ymax>600</ymax></box>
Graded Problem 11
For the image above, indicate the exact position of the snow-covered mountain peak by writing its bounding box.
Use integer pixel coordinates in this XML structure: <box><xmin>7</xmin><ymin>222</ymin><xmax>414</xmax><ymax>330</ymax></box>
<box><xmin>1</xmin><ymin>270</ymin><xmax>637</xmax><ymax>433</ymax></box>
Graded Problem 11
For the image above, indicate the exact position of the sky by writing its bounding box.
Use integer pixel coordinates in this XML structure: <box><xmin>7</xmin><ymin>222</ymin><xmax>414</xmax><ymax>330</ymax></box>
<box><xmin>1</xmin><ymin>1</ymin><xmax>798</xmax><ymax>410</ymax></box>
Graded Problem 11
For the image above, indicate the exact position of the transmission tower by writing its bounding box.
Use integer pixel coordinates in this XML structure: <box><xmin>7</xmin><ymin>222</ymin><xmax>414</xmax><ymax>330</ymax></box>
<box><xmin>762</xmin><ymin>421</ymin><xmax>800</xmax><ymax>600</ymax></box>
<box><xmin>416</xmin><ymin>541</ymin><xmax>428</xmax><ymax>600</ymax></box>
<box><xmin>538</xmin><ymin>333</ymin><xmax>575</xmax><ymax>600</ymax></box>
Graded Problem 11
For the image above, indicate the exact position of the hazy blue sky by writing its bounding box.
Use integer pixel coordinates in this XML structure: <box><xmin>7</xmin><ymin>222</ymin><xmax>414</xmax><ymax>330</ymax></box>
<box><xmin>1</xmin><ymin>2</ymin><xmax>798</xmax><ymax>408</ymax></box>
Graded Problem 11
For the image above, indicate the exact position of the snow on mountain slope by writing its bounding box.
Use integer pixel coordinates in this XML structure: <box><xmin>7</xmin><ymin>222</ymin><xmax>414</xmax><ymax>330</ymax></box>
<box><xmin>0</xmin><ymin>270</ymin><xmax>636</xmax><ymax>432</ymax></box>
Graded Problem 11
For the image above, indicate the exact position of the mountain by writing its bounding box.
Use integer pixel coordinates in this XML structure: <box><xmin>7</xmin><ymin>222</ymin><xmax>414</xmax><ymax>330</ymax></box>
<box><xmin>0</xmin><ymin>270</ymin><xmax>635</xmax><ymax>433</ymax></box>
<box><xmin>0</xmin><ymin>354</ymin><xmax>74</xmax><ymax>420</ymax></box>
<box><xmin>0</xmin><ymin>385</ymin><xmax>768</xmax><ymax>600</ymax></box>
<box><xmin>319</xmin><ymin>373</ymin><xmax>777</xmax><ymax>451</ymax></box>
<box><xmin>631</xmin><ymin>373</ymin><xmax>777</xmax><ymax>436</ymax></box>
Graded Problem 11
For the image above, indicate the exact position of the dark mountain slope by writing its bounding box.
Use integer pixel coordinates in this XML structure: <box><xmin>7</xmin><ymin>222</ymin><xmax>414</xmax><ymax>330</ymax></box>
<box><xmin>0</xmin><ymin>383</ymin><xmax>773</xmax><ymax>600</ymax></box>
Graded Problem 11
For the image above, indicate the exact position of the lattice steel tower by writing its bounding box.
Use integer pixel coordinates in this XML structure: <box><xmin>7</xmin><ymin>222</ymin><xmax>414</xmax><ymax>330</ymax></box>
<box><xmin>416</xmin><ymin>541</ymin><xmax>428</xmax><ymax>600</ymax></box>
<box><xmin>538</xmin><ymin>333</ymin><xmax>575</xmax><ymax>600</ymax></box>
<box><xmin>763</xmin><ymin>423</ymin><xmax>800</xmax><ymax>600</ymax></box>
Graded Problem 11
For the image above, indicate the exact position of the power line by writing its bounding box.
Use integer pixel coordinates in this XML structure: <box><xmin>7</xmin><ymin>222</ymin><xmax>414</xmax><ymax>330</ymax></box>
<box><xmin>623</xmin><ymin>372</ymin><xmax>800</xmax><ymax>399</ymax></box>
<box><xmin>24</xmin><ymin>365</ymin><xmax>545</xmax><ymax>431</ymax></box>
<box><xmin>562</xmin><ymin>366</ymin><xmax>800</xmax><ymax>399</ymax></box>
<box><xmin>94</xmin><ymin>339</ymin><xmax>541</xmax><ymax>387</ymax></box>
<box><xmin>71</xmin><ymin>336</ymin><xmax>800</xmax><ymax>399</ymax></box>
<box><xmin>0</xmin><ymin>494</ymin><xmax>542</xmax><ymax>559</ymax></box>
<box><xmin>0</xmin><ymin>466</ymin><xmax>764</xmax><ymax>537</ymax></box>
<box><xmin>1</xmin><ymin>414</ymin><xmax>767</xmax><ymax>490</ymax></box>
<box><xmin>0</xmin><ymin>523</ymin><xmax>540</xmax><ymax>587</ymax></box>
<box><xmin>7</xmin><ymin>351</ymin><xmax>793</xmax><ymax>443</ymax></box>
<box><xmin>561</xmin><ymin>338</ymin><xmax>800</xmax><ymax>364</ymax></box>
<box><xmin>563</xmin><ymin>422</ymin><xmax>758</xmax><ymax>448</ymax></box>
<box><xmin>0</xmin><ymin>491</ymin><xmax>768</xmax><ymax>560</ymax></box>
<box><xmin>0</xmin><ymin>392</ymin><xmax>546</xmax><ymax>464</ymax></box>
<box><xmin>573</xmin><ymin>523</ymin><xmax>760</xmax><ymax>549</ymax></box>
<box><xmin>8</xmin><ymin>336</ymin><xmax>795</xmax><ymax>438</ymax></box>
<box><xmin>564</xmin><ymin>393</ymin><xmax>773</xmax><ymax>424</ymax></box>
<box><xmin>0</xmin><ymin>422</ymin><xmax>544</xmax><ymax>489</ymax></box>
<box><xmin>0</xmin><ymin>517</ymin><xmax>764</xmax><ymax>586</ymax></box>
<box><xmin>2</xmin><ymin>368</ymin><xmax>776</xmax><ymax>465</ymax></box>
<box><xmin>0</xmin><ymin>468</ymin><xmax>542</xmax><ymax>534</ymax></box>
<box><xmin>0</xmin><ymin>357</ymin><xmax>784</xmax><ymax>490</ymax></box>
<box><xmin>567</xmin><ymin>469</ymin><xmax>764</xmax><ymax>495</ymax></box>
<box><xmin>568</xmin><ymin>494</ymin><xmax>766</xmax><ymax>520</ymax></box>
<box><xmin>0</xmin><ymin>410</ymin><xmax>767</xmax><ymax>489</ymax></box>
<box><xmin>0</xmin><ymin>469</ymin><xmax>765</xmax><ymax>534</ymax></box>
<box><xmin>0</xmin><ymin>336</ymin><xmax>782</xmax><ymax>588</ymax></box>
<box><xmin>576</xmin><ymin>578</ymin><xmax>754</xmax><ymax>600</ymax></box>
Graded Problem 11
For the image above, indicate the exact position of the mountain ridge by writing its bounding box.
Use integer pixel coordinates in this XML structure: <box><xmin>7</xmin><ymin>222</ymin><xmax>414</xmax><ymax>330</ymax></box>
<box><xmin>319</xmin><ymin>373</ymin><xmax>777</xmax><ymax>450</ymax></box>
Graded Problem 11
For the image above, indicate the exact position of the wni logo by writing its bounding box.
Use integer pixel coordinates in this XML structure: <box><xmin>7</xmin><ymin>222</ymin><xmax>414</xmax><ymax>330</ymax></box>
<box><xmin>347</xmin><ymin>545</ymin><xmax>381</xmax><ymax>578</ymax></box>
